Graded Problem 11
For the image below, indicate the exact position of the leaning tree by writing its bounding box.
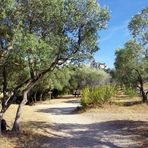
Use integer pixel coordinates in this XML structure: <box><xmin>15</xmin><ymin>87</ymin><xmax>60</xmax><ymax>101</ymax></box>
<box><xmin>0</xmin><ymin>0</ymin><xmax>110</xmax><ymax>133</ymax></box>
<box><xmin>128</xmin><ymin>7</ymin><xmax>148</xmax><ymax>101</ymax></box>
<box><xmin>114</xmin><ymin>40</ymin><xmax>147</xmax><ymax>102</ymax></box>
<box><xmin>114</xmin><ymin>7</ymin><xmax>148</xmax><ymax>103</ymax></box>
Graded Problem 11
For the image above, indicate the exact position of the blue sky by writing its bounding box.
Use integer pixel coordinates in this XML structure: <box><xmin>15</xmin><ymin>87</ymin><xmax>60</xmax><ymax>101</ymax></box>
<box><xmin>95</xmin><ymin>0</ymin><xmax>148</xmax><ymax>68</ymax></box>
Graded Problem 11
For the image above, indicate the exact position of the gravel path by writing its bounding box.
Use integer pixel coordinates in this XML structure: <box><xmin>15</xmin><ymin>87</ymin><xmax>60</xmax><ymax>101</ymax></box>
<box><xmin>35</xmin><ymin>98</ymin><xmax>148</xmax><ymax>148</ymax></box>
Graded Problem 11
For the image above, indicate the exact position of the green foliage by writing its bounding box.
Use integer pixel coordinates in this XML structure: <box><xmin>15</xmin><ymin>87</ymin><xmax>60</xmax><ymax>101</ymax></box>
<box><xmin>0</xmin><ymin>0</ymin><xmax>110</xmax><ymax>132</ymax></box>
<box><xmin>128</xmin><ymin>7</ymin><xmax>148</xmax><ymax>45</ymax></box>
<box><xmin>0</xmin><ymin>0</ymin><xmax>110</xmax><ymax>94</ymax></box>
<box><xmin>115</xmin><ymin>7</ymin><xmax>148</xmax><ymax>89</ymax></box>
<box><xmin>114</xmin><ymin>40</ymin><xmax>147</xmax><ymax>87</ymax></box>
<box><xmin>114</xmin><ymin>7</ymin><xmax>148</xmax><ymax>102</ymax></box>
<box><xmin>69</xmin><ymin>65</ymin><xmax>111</xmax><ymax>91</ymax></box>
<box><xmin>81</xmin><ymin>85</ymin><xmax>116</xmax><ymax>108</ymax></box>
<box><xmin>81</xmin><ymin>87</ymin><xmax>90</xmax><ymax>107</ymax></box>
<box><xmin>123</xmin><ymin>87</ymin><xmax>137</xmax><ymax>97</ymax></box>
<box><xmin>128</xmin><ymin>7</ymin><xmax>148</xmax><ymax>83</ymax></box>
<box><xmin>51</xmin><ymin>67</ymin><xmax>74</xmax><ymax>91</ymax></box>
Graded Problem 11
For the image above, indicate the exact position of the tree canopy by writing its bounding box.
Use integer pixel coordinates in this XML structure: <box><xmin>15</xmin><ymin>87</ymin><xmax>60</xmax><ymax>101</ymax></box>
<box><xmin>114</xmin><ymin>6</ymin><xmax>148</xmax><ymax>102</ymax></box>
<box><xmin>0</xmin><ymin>0</ymin><xmax>110</xmax><ymax>133</ymax></box>
<box><xmin>128</xmin><ymin>7</ymin><xmax>148</xmax><ymax>45</ymax></box>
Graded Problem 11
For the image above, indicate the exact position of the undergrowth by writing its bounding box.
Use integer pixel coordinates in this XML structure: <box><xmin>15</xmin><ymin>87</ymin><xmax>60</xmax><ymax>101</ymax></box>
<box><xmin>81</xmin><ymin>85</ymin><xmax>116</xmax><ymax>108</ymax></box>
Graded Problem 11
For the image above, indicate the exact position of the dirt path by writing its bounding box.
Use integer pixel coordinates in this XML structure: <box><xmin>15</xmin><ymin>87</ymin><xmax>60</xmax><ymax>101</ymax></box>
<box><xmin>34</xmin><ymin>98</ymin><xmax>148</xmax><ymax>148</ymax></box>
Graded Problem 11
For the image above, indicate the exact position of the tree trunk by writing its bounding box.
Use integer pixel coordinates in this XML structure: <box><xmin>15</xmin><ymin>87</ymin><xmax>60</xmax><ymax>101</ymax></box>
<box><xmin>11</xmin><ymin>55</ymin><xmax>64</xmax><ymax>132</ymax></box>
<box><xmin>40</xmin><ymin>93</ymin><xmax>43</xmax><ymax>101</ymax></box>
<box><xmin>2</xmin><ymin>66</ymin><xmax>7</xmax><ymax>98</ymax></box>
<box><xmin>34</xmin><ymin>91</ymin><xmax>37</xmax><ymax>103</ymax></box>
<box><xmin>12</xmin><ymin>80</ymin><xmax>37</xmax><ymax>133</ymax></box>
<box><xmin>141</xmin><ymin>88</ymin><xmax>147</xmax><ymax>103</ymax></box>
<box><xmin>12</xmin><ymin>90</ymin><xmax>28</xmax><ymax>132</ymax></box>
<box><xmin>138</xmin><ymin>76</ymin><xmax>147</xmax><ymax>103</ymax></box>
<box><xmin>0</xmin><ymin>113</ymin><xmax>4</xmax><ymax>135</ymax></box>
<box><xmin>0</xmin><ymin>66</ymin><xmax>7</xmax><ymax>135</ymax></box>
<box><xmin>134</xmin><ymin>69</ymin><xmax>147</xmax><ymax>103</ymax></box>
<box><xmin>49</xmin><ymin>91</ymin><xmax>52</xmax><ymax>100</ymax></box>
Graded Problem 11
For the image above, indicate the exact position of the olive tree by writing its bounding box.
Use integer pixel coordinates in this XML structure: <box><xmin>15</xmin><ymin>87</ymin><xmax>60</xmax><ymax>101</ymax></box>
<box><xmin>0</xmin><ymin>0</ymin><xmax>110</xmax><ymax>132</ymax></box>
<box><xmin>114</xmin><ymin>40</ymin><xmax>147</xmax><ymax>102</ymax></box>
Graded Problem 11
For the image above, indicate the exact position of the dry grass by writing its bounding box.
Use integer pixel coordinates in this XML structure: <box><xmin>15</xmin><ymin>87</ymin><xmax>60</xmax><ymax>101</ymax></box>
<box><xmin>0</xmin><ymin>131</ymin><xmax>50</xmax><ymax>148</ymax></box>
<box><xmin>112</xmin><ymin>95</ymin><xmax>143</xmax><ymax>106</ymax></box>
<box><xmin>0</xmin><ymin>95</ymin><xmax>148</xmax><ymax>147</ymax></box>
<box><xmin>0</xmin><ymin>104</ymin><xmax>52</xmax><ymax>148</ymax></box>
<box><xmin>144</xmin><ymin>83</ymin><xmax>148</xmax><ymax>89</ymax></box>
<box><xmin>87</xmin><ymin>102</ymin><xmax>148</xmax><ymax>116</ymax></box>
<box><xmin>0</xmin><ymin>96</ymin><xmax>78</xmax><ymax>148</ymax></box>
<box><xmin>77</xmin><ymin>95</ymin><xmax>148</xmax><ymax>120</ymax></box>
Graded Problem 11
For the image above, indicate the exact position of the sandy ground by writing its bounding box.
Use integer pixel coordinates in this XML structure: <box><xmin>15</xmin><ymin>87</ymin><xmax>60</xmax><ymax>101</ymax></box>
<box><xmin>2</xmin><ymin>97</ymin><xmax>148</xmax><ymax>148</ymax></box>
<box><xmin>23</xmin><ymin>97</ymin><xmax>148</xmax><ymax>148</ymax></box>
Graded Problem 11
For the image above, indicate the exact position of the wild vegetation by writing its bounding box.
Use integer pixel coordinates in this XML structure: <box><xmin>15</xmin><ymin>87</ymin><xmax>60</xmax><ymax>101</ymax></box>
<box><xmin>81</xmin><ymin>7</ymin><xmax>148</xmax><ymax>109</ymax></box>
<box><xmin>81</xmin><ymin>85</ymin><xmax>116</xmax><ymax>108</ymax></box>
<box><xmin>0</xmin><ymin>1</ymin><xmax>147</xmax><ymax>147</ymax></box>
<box><xmin>0</xmin><ymin>0</ymin><xmax>110</xmax><ymax>133</ymax></box>
<box><xmin>114</xmin><ymin>7</ymin><xmax>148</xmax><ymax>102</ymax></box>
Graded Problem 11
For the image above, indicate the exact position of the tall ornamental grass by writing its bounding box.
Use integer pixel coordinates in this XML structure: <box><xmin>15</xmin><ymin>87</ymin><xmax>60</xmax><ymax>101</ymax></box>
<box><xmin>81</xmin><ymin>85</ymin><xmax>116</xmax><ymax>108</ymax></box>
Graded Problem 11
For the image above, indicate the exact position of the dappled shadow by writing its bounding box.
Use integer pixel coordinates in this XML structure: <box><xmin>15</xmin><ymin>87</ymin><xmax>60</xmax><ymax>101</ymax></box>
<box><xmin>123</xmin><ymin>101</ymin><xmax>143</xmax><ymax>106</ymax></box>
<box><xmin>64</xmin><ymin>99</ymin><xmax>80</xmax><ymax>104</ymax></box>
<box><xmin>2</xmin><ymin>130</ymin><xmax>51</xmax><ymax>148</ymax></box>
<box><xmin>113</xmin><ymin>100</ymin><xmax>143</xmax><ymax>106</ymax></box>
<box><xmin>36</xmin><ymin>107</ymin><xmax>77</xmax><ymax>115</ymax></box>
<box><xmin>113</xmin><ymin>95</ymin><xmax>143</xmax><ymax>106</ymax></box>
<box><xmin>46</xmin><ymin>136</ymin><xmax>120</xmax><ymax>148</ymax></box>
<box><xmin>36</xmin><ymin>99</ymin><xmax>80</xmax><ymax>115</ymax></box>
<box><xmin>56</xmin><ymin>95</ymin><xmax>78</xmax><ymax>99</ymax></box>
<box><xmin>20</xmin><ymin>120</ymin><xmax>148</xmax><ymax>148</ymax></box>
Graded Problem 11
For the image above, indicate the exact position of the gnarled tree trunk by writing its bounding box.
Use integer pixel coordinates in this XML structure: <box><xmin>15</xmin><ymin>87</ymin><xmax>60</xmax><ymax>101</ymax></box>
<box><xmin>12</xmin><ymin>90</ymin><xmax>28</xmax><ymax>132</ymax></box>
<box><xmin>135</xmin><ymin>69</ymin><xmax>147</xmax><ymax>103</ymax></box>
<box><xmin>11</xmin><ymin>54</ymin><xmax>64</xmax><ymax>132</ymax></box>
<box><xmin>12</xmin><ymin>80</ymin><xmax>37</xmax><ymax>132</ymax></box>
<box><xmin>0</xmin><ymin>65</ymin><xmax>8</xmax><ymax>135</ymax></box>
<box><xmin>0</xmin><ymin>113</ymin><xmax>4</xmax><ymax>134</ymax></box>
<box><xmin>140</xmin><ymin>87</ymin><xmax>147</xmax><ymax>103</ymax></box>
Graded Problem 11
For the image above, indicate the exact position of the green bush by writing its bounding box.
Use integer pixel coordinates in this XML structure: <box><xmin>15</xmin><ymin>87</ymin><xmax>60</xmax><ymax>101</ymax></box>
<box><xmin>123</xmin><ymin>87</ymin><xmax>137</xmax><ymax>97</ymax></box>
<box><xmin>81</xmin><ymin>87</ymin><xmax>91</xmax><ymax>107</ymax></box>
<box><xmin>81</xmin><ymin>85</ymin><xmax>116</xmax><ymax>108</ymax></box>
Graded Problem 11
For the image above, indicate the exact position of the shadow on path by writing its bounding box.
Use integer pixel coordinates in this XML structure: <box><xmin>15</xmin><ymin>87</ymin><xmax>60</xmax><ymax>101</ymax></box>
<box><xmin>36</xmin><ymin>107</ymin><xmax>77</xmax><ymax>115</ymax></box>
<box><xmin>37</xmin><ymin>99</ymin><xmax>80</xmax><ymax>115</ymax></box>
<box><xmin>34</xmin><ymin>99</ymin><xmax>148</xmax><ymax>147</ymax></box>
<box><xmin>23</xmin><ymin>120</ymin><xmax>148</xmax><ymax>148</ymax></box>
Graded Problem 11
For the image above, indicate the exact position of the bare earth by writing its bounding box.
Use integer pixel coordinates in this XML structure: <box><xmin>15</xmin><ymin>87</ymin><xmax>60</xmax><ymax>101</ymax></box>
<box><xmin>31</xmin><ymin>97</ymin><xmax>148</xmax><ymax>148</ymax></box>
<box><xmin>3</xmin><ymin>97</ymin><xmax>148</xmax><ymax>148</ymax></box>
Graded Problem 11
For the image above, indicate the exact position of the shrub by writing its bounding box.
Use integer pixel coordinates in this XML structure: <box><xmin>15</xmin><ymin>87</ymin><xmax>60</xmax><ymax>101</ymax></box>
<box><xmin>123</xmin><ymin>87</ymin><xmax>137</xmax><ymax>97</ymax></box>
<box><xmin>81</xmin><ymin>87</ymin><xmax>91</xmax><ymax>107</ymax></box>
<box><xmin>81</xmin><ymin>85</ymin><xmax>116</xmax><ymax>108</ymax></box>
